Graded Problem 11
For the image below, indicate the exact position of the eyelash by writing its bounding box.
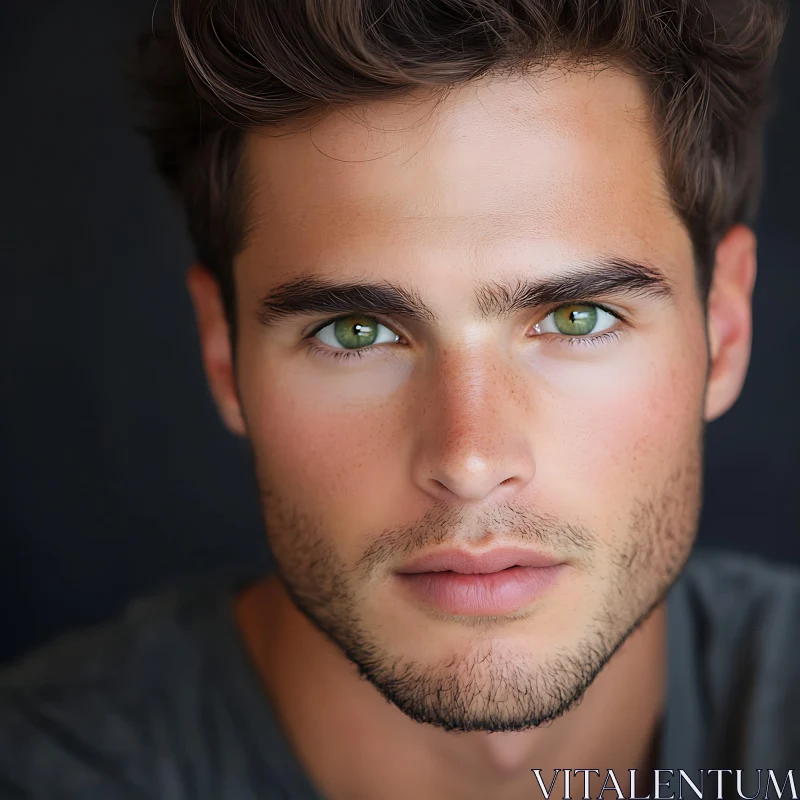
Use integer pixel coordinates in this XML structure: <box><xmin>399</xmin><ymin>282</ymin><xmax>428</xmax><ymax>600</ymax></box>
<box><xmin>304</xmin><ymin>304</ymin><xmax>625</xmax><ymax>363</ymax></box>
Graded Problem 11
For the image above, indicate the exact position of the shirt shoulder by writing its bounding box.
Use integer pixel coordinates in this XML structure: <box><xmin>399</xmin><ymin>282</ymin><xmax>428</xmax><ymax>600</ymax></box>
<box><xmin>666</xmin><ymin>548</ymin><xmax>800</xmax><ymax>766</ymax></box>
<box><xmin>0</xmin><ymin>576</ymin><xmax>272</xmax><ymax>799</ymax></box>
<box><xmin>679</xmin><ymin>547</ymin><xmax>800</xmax><ymax>650</ymax></box>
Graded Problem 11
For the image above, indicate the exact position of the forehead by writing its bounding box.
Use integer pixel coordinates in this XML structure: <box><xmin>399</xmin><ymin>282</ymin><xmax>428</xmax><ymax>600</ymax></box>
<box><xmin>240</xmin><ymin>65</ymin><xmax>691</xmax><ymax>283</ymax></box>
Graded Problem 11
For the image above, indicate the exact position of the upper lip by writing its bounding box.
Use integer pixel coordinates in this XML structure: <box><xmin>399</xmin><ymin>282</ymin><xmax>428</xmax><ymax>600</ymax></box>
<box><xmin>395</xmin><ymin>546</ymin><xmax>564</xmax><ymax>575</ymax></box>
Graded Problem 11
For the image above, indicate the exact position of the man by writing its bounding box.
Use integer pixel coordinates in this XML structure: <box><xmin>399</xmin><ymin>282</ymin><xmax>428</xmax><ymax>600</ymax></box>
<box><xmin>1</xmin><ymin>0</ymin><xmax>797</xmax><ymax>798</ymax></box>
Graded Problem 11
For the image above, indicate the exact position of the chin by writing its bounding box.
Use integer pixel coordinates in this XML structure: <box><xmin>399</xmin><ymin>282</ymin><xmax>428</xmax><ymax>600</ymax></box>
<box><xmin>355</xmin><ymin>631</ymin><xmax>606</xmax><ymax>733</ymax></box>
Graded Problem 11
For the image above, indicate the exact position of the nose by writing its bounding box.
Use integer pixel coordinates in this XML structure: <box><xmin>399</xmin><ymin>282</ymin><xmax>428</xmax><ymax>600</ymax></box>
<box><xmin>411</xmin><ymin>349</ymin><xmax>536</xmax><ymax>505</ymax></box>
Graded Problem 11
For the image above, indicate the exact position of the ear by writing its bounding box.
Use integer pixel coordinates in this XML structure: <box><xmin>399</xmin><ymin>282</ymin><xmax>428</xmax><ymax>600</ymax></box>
<box><xmin>703</xmin><ymin>224</ymin><xmax>757</xmax><ymax>423</ymax></box>
<box><xmin>185</xmin><ymin>264</ymin><xmax>247</xmax><ymax>437</ymax></box>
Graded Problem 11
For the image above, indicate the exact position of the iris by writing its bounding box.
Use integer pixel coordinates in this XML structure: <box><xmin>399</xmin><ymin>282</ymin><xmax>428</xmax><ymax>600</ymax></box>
<box><xmin>552</xmin><ymin>304</ymin><xmax>598</xmax><ymax>336</ymax></box>
<box><xmin>333</xmin><ymin>316</ymin><xmax>380</xmax><ymax>348</ymax></box>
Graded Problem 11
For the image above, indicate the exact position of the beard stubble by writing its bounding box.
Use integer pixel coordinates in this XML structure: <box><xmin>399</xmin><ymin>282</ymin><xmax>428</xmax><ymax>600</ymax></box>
<box><xmin>254</xmin><ymin>431</ymin><xmax>703</xmax><ymax>733</ymax></box>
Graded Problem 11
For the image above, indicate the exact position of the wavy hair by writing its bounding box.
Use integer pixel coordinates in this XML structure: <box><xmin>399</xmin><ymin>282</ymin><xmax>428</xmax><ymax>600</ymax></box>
<box><xmin>128</xmin><ymin>0</ymin><xmax>788</xmax><ymax>324</ymax></box>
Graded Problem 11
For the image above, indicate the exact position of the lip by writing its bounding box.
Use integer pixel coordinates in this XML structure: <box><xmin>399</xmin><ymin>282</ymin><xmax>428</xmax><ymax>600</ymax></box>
<box><xmin>396</xmin><ymin>546</ymin><xmax>564</xmax><ymax>575</ymax></box>
<box><xmin>394</xmin><ymin>547</ymin><xmax>566</xmax><ymax>616</ymax></box>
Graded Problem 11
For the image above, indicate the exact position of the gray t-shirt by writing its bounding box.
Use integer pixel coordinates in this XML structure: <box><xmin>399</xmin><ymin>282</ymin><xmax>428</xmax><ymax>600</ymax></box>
<box><xmin>0</xmin><ymin>548</ymin><xmax>798</xmax><ymax>798</ymax></box>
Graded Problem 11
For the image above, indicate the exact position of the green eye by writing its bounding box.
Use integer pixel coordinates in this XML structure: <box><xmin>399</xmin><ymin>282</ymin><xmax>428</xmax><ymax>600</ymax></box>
<box><xmin>315</xmin><ymin>315</ymin><xmax>400</xmax><ymax>350</ymax></box>
<box><xmin>552</xmin><ymin>304</ymin><xmax>599</xmax><ymax>336</ymax></box>
<box><xmin>333</xmin><ymin>316</ymin><xmax>378</xmax><ymax>348</ymax></box>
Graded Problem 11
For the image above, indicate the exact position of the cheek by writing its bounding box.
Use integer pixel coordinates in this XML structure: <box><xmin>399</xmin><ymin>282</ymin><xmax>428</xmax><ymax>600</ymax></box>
<box><xmin>239</xmin><ymin>350</ymin><xmax>412</xmax><ymax>540</ymax></box>
<box><xmin>532</xmin><ymin>333</ymin><xmax>706</xmax><ymax>528</ymax></box>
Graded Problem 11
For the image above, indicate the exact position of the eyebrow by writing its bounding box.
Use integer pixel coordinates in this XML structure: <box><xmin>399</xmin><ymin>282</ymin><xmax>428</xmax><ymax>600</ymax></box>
<box><xmin>255</xmin><ymin>258</ymin><xmax>673</xmax><ymax>327</ymax></box>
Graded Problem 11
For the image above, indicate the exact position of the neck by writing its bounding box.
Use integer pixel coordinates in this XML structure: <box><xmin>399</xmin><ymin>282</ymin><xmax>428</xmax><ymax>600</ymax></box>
<box><xmin>235</xmin><ymin>575</ymin><xmax>666</xmax><ymax>800</ymax></box>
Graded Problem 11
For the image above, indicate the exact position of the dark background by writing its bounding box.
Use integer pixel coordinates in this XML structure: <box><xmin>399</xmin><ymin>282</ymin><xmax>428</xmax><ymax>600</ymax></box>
<box><xmin>2</xmin><ymin>2</ymin><xmax>798</xmax><ymax>666</ymax></box>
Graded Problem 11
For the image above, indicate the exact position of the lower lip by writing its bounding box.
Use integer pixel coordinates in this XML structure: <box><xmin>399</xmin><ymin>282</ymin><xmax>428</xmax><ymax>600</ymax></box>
<box><xmin>395</xmin><ymin>564</ymin><xmax>565</xmax><ymax>616</ymax></box>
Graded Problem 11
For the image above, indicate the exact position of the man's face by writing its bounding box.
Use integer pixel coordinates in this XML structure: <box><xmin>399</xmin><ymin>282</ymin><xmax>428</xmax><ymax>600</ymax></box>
<box><xmin>230</xmin><ymin>66</ymin><xmax>710</xmax><ymax>732</ymax></box>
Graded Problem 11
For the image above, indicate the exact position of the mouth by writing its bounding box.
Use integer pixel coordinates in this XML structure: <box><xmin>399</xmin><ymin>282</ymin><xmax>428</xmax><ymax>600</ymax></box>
<box><xmin>394</xmin><ymin>547</ymin><xmax>566</xmax><ymax>616</ymax></box>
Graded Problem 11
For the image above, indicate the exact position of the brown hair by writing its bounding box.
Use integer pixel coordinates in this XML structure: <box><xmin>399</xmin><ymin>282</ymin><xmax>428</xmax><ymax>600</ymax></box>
<box><xmin>128</xmin><ymin>0</ymin><xmax>787</xmax><ymax>326</ymax></box>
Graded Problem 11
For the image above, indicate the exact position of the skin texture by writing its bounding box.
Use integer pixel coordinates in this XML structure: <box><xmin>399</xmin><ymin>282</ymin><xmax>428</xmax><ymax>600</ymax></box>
<box><xmin>187</xmin><ymin>65</ymin><xmax>756</xmax><ymax>799</ymax></box>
